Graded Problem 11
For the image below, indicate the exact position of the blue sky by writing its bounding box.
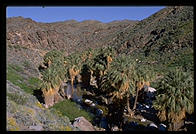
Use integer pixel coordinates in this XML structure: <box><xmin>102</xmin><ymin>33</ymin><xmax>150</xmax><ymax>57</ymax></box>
<box><xmin>6</xmin><ymin>6</ymin><xmax>165</xmax><ymax>23</ymax></box>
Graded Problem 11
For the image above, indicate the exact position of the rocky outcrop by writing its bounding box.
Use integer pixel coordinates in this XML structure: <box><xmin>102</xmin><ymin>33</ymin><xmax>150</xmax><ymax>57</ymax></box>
<box><xmin>73</xmin><ymin>117</ymin><xmax>95</xmax><ymax>131</ymax></box>
<box><xmin>6</xmin><ymin>80</ymin><xmax>78</xmax><ymax>131</ymax></box>
<box><xmin>7</xmin><ymin>17</ymin><xmax>138</xmax><ymax>55</ymax></box>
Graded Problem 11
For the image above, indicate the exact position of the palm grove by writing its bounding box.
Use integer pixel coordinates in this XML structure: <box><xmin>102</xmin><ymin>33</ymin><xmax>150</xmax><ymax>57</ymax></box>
<box><xmin>38</xmin><ymin>45</ymin><xmax>193</xmax><ymax>131</ymax></box>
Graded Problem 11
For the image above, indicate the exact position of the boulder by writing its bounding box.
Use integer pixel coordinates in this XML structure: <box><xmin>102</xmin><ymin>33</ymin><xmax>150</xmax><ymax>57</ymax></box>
<box><xmin>84</xmin><ymin>99</ymin><xmax>93</xmax><ymax>106</ymax></box>
<box><xmin>148</xmin><ymin>123</ymin><xmax>158</xmax><ymax>130</ymax></box>
<box><xmin>96</xmin><ymin>109</ymin><xmax>103</xmax><ymax>116</ymax></box>
<box><xmin>141</xmin><ymin>118</ymin><xmax>146</xmax><ymax>122</ymax></box>
<box><xmin>147</xmin><ymin>87</ymin><xmax>156</xmax><ymax>93</ymax></box>
<box><xmin>158</xmin><ymin>123</ymin><xmax>167</xmax><ymax>131</ymax></box>
<box><xmin>111</xmin><ymin>125</ymin><xmax>119</xmax><ymax>131</ymax></box>
<box><xmin>90</xmin><ymin>103</ymin><xmax>96</xmax><ymax>107</ymax></box>
<box><xmin>29</xmin><ymin>125</ymin><xmax>43</xmax><ymax>131</ymax></box>
<box><xmin>73</xmin><ymin>117</ymin><xmax>95</xmax><ymax>131</ymax></box>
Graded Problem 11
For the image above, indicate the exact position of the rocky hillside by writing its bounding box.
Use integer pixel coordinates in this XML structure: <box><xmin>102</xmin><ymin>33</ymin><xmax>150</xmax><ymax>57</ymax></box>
<box><xmin>109</xmin><ymin>6</ymin><xmax>193</xmax><ymax>54</ymax></box>
<box><xmin>7</xmin><ymin>17</ymin><xmax>137</xmax><ymax>54</ymax></box>
<box><xmin>6</xmin><ymin>17</ymin><xmax>137</xmax><ymax>73</ymax></box>
<box><xmin>6</xmin><ymin>6</ymin><xmax>194</xmax><ymax>131</ymax></box>
<box><xmin>7</xmin><ymin>80</ymin><xmax>79</xmax><ymax>131</ymax></box>
<box><xmin>107</xmin><ymin>6</ymin><xmax>193</xmax><ymax>74</ymax></box>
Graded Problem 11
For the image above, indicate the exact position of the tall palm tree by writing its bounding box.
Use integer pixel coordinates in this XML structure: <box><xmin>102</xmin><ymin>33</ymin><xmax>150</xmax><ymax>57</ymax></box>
<box><xmin>88</xmin><ymin>47</ymin><xmax>117</xmax><ymax>90</ymax></box>
<box><xmin>101</xmin><ymin>54</ymin><xmax>136</xmax><ymax>116</ymax></box>
<box><xmin>41</xmin><ymin>65</ymin><xmax>64</xmax><ymax>107</ymax></box>
<box><xmin>66</xmin><ymin>53</ymin><xmax>83</xmax><ymax>98</ymax></box>
<box><xmin>132</xmin><ymin>64</ymin><xmax>156</xmax><ymax>110</ymax></box>
<box><xmin>40</xmin><ymin>50</ymin><xmax>67</xmax><ymax>106</ymax></box>
<box><xmin>153</xmin><ymin>68</ymin><xmax>194</xmax><ymax>131</ymax></box>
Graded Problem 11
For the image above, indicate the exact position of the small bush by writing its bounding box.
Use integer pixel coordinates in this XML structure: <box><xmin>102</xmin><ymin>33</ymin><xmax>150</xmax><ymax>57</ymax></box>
<box><xmin>7</xmin><ymin>93</ymin><xmax>27</xmax><ymax>105</ymax></box>
<box><xmin>36</xmin><ymin>102</ymin><xmax>44</xmax><ymax>109</ymax></box>
<box><xmin>7</xmin><ymin>117</ymin><xmax>20</xmax><ymax>131</ymax></box>
<box><xmin>23</xmin><ymin>60</ymin><xmax>31</xmax><ymax>68</ymax></box>
<box><xmin>7</xmin><ymin>64</ymin><xmax>42</xmax><ymax>94</ymax></box>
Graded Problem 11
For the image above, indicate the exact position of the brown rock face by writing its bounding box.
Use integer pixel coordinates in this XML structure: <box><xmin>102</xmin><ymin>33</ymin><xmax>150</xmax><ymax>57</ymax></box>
<box><xmin>73</xmin><ymin>117</ymin><xmax>95</xmax><ymax>131</ymax></box>
<box><xmin>7</xmin><ymin>17</ymin><xmax>138</xmax><ymax>55</ymax></box>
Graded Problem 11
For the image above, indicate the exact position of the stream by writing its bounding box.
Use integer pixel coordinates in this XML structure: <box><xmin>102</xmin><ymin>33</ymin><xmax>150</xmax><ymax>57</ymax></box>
<box><xmin>64</xmin><ymin>82</ymin><xmax>109</xmax><ymax>130</ymax></box>
<box><xmin>63</xmin><ymin>82</ymin><xmax>164</xmax><ymax>131</ymax></box>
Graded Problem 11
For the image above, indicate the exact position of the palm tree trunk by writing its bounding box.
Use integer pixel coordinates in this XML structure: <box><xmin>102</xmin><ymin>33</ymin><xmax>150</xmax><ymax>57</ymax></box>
<box><xmin>127</xmin><ymin>93</ymin><xmax>131</xmax><ymax>113</ymax></box>
<box><xmin>71</xmin><ymin>78</ymin><xmax>74</xmax><ymax>98</ymax></box>
<box><xmin>133</xmin><ymin>86</ymin><xmax>139</xmax><ymax>110</ymax></box>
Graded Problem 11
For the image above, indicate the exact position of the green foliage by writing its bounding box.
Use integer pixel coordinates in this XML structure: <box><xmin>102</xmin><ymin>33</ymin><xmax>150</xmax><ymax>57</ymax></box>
<box><xmin>7</xmin><ymin>93</ymin><xmax>27</xmax><ymax>105</ymax></box>
<box><xmin>153</xmin><ymin>68</ymin><xmax>194</xmax><ymax>123</ymax></box>
<box><xmin>167</xmin><ymin>48</ymin><xmax>193</xmax><ymax>72</ymax></box>
<box><xmin>23</xmin><ymin>60</ymin><xmax>31</xmax><ymax>68</ymax></box>
<box><xmin>40</xmin><ymin>50</ymin><xmax>67</xmax><ymax>91</ymax></box>
<box><xmin>43</xmin><ymin>49</ymin><xmax>64</xmax><ymax>63</ymax></box>
<box><xmin>50</xmin><ymin>99</ymin><xmax>94</xmax><ymax>121</ymax></box>
<box><xmin>7</xmin><ymin>64</ymin><xmax>42</xmax><ymax>94</ymax></box>
<box><xmin>28</xmin><ymin>77</ymin><xmax>42</xmax><ymax>90</ymax></box>
<box><xmin>7</xmin><ymin>64</ymin><xmax>23</xmax><ymax>72</ymax></box>
<box><xmin>7</xmin><ymin>44</ymin><xmax>28</xmax><ymax>50</ymax></box>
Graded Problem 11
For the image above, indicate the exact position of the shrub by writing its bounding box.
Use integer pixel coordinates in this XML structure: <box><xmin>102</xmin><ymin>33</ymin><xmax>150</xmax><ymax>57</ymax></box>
<box><xmin>7</xmin><ymin>93</ymin><xmax>27</xmax><ymax>105</ymax></box>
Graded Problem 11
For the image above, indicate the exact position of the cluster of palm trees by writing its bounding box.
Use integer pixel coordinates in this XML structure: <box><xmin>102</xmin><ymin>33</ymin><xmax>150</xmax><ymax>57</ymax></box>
<box><xmin>39</xmin><ymin>47</ymin><xmax>194</xmax><ymax>131</ymax></box>
<box><xmin>153</xmin><ymin>68</ymin><xmax>194</xmax><ymax>130</ymax></box>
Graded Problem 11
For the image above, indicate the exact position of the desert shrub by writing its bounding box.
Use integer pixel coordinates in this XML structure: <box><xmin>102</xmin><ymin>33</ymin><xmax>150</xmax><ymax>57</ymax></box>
<box><xmin>23</xmin><ymin>60</ymin><xmax>31</xmax><ymax>68</ymax></box>
<box><xmin>7</xmin><ymin>64</ymin><xmax>42</xmax><ymax>94</ymax></box>
<box><xmin>7</xmin><ymin>117</ymin><xmax>20</xmax><ymax>131</ymax></box>
<box><xmin>7</xmin><ymin>93</ymin><xmax>27</xmax><ymax>105</ymax></box>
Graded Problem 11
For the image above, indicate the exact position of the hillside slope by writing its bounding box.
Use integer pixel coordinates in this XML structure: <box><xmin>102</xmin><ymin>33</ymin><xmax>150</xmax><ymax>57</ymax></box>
<box><xmin>7</xmin><ymin>80</ymin><xmax>79</xmax><ymax>131</ymax></box>
<box><xmin>6</xmin><ymin>6</ymin><xmax>194</xmax><ymax>131</ymax></box>
<box><xmin>108</xmin><ymin>6</ymin><xmax>193</xmax><ymax>74</ymax></box>
<box><xmin>109</xmin><ymin>6</ymin><xmax>193</xmax><ymax>54</ymax></box>
<box><xmin>7</xmin><ymin>17</ymin><xmax>138</xmax><ymax>54</ymax></box>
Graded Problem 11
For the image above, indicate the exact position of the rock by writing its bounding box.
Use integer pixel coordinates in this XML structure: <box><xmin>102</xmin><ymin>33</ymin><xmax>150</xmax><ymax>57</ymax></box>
<box><xmin>29</xmin><ymin>125</ymin><xmax>43</xmax><ymax>131</ymax></box>
<box><xmin>141</xmin><ymin>118</ymin><xmax>146</xmax><ymax>122</ymax></box>
<box><xmin>145</xmin><ymin>105</ymin><xmax>150</xmax><ymax>109</ymax></box>
<box><xmin>84</xmin><ymin>99</ymin><xmax>93</xmax><ymax>105</ymax></box>
<box><xmin>148</xmin><ymin>123</ymin><xmax>158</xmax><ymax>129</ymax></box>
<box><xmin>96</xmin><ymin>109</ymin><xmax>103</xmax><ymax>116</ymax></box>
<box><xmin>73</xmin><ymin>116</ymin><xmax>95</xmax><ymax>131</ymax></box>
<box><xmin>90</xmin><ymin>103</ymin><xmax>96</xmax><ymax>107</ymax></box>
<box><xmin>141</xmin><ymin>110</ymin><xmax>146</xmax><ymax>112</ymax></box>
<box><xmin>159</xmin><ymin>123</ymin><xmax>167</xmax><ymax>131</ymax></box>
<box><xmin>147</xmin><ymin>87</ymin><xmax>156</xmax><ymax>93</ymax></box>
<box><xmin>111</xmin><ymin>125</ymin><xmax>119</xmax><ymax>131</ymax></box>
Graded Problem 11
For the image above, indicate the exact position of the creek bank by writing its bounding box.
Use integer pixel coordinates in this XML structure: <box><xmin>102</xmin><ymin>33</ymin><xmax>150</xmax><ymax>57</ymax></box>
<box><xmin>56</xmin><ymin>82</ymin><xmax>166</xmax><ymax>131</ymax></box>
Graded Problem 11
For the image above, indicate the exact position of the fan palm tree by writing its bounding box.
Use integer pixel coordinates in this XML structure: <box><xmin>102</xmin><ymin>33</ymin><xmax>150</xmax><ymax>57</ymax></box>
<box><xmin>43</xmin><ymin>50</ymin><xmax>64</xmax><ymax>68</ymax></box>
<box><xmin>101</xmin><ymin>54</ymin><xmax>136</xmax><ymax>115</ymax></box>
<box><xmin>66</xmin><ymin>53</ymin><xmax>83</xmax><ymax>98</ymax></box>
<box><xmin>88</xmin><ymin>47</ymin><xmax>117</xmax><ymax>90</ymax></box>
<box><xmin>40</xmin><ymin>65</ymin><xmax>64</xmax><ymax>106</ymax></box>
<box><xmin>40</xmin><ymin>50</ymin><xmax>67</xmax><ymax>106</ymax></box>
<box><xmin>153</xmin><ymin>68</ymin><xmax>194</xmax><ymax>131</ymax></box>
<box><xmin>132</xmin><ymin>64</ymin><xmax>156</xmax><ymax>110</ymax></box>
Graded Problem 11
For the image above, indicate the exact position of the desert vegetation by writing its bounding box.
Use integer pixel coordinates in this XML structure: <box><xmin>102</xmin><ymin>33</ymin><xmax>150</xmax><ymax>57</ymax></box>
<box><xmin>6</xmin><ymin>6</ymin><xmax>193</xmax><ymax>131</ymax></box>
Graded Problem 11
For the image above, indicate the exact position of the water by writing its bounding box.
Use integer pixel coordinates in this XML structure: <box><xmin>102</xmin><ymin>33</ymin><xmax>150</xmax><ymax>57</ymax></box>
<box><xmin>64</xmin><ymin>82</ymin><xmax>83</xmax><ymax>102</ymax></box>
<box><xmin>63</xmin><ymin>82</ymin><xmax>109</xmax><ymax>130</ymax></box>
